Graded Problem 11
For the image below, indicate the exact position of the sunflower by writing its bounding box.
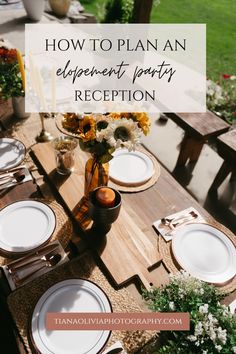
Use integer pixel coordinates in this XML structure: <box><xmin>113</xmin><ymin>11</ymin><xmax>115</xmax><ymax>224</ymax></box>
<box><xmin>95</xmin><ymin>114</ymin><xmax>110</xmax><ymax>131</ymax></box>
<box><xmin>62</xmin><ymin>113</ymin><xmax>81</xmax><ymax>132</ymax></box>
<box><xmin>131</xmin><ymin>112</ymin><xmax>150</xmax><ymax>135</ymax></box>
<box><xmin>78</xmin><ymin>115</ymin><xmax>96</xmax><ymax>142</ymax></box>
<box><xmin>107</xmin><ymin>112</ymin><xmax>122</xmax><ymax>120</ymax></box>
<box><xmin>97</xmin><ymin>118</ymin><xmax>142</xmax><ymax>151</ymax></box>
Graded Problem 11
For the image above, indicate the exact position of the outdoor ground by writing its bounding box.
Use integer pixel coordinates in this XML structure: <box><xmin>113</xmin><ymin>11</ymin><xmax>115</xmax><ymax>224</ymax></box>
<box><xmin>80</xmin><ymin>0</ymin><xmax>236</xmax><ymax>80</ymax></box>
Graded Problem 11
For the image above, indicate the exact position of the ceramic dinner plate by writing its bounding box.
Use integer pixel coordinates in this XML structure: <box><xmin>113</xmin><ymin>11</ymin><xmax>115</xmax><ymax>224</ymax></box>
<box><xmin>109</xmin><ymin>149</ymin><xmax>154</xmax><ymax>186</ymax></box>
<box><xmin>172</xmin><ymin>223</ymin><xmax>236</xmax><ymax>283</ymax></box>
<box><xmin>0</xmin><ymin>200</ymin><xmax>56</xmax><ymax>254</ymax></box>
<box><xmin>31</xmin><ymin>279</ymin><xmax>112</xmax><ymax>354</ymax></box>
<box><xmin>0</xmin><ymin>138</ymin><xmax>26</xmax><ymax>171</ymax></box>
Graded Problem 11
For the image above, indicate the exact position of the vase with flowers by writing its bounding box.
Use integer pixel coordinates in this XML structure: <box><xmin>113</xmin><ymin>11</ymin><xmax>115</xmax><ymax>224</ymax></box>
<box><xmin>61</xmin><ymin>112</ymin><xmax>150</xmax><ymax>196</ymax></box>
<box><xmin>0</xmin><ymin>39</ymin><xmax>28</xmax><ymax>119</ymax></box>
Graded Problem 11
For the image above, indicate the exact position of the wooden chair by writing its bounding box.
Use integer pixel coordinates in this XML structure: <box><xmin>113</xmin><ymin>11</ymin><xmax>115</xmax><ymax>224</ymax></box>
<box><xmin>209</xmin><ymin>129</ymin><xmax>236</xmax><ymax>190</ymax></box>
<box><xmin>166</xmin><ymin>111</ymin><xmax>230</xmax><ymax>167</ymax></box>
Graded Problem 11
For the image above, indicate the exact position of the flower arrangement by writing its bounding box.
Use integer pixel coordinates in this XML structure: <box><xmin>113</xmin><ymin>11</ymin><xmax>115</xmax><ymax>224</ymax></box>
<box><xmin>207</xmin><ymin>74</ymin><xmax>236</xmax><ymax>125</ymax></box>
<box><xmin>0</xmin><ymin>39</ymin><xmax>25</xmax><ymax>100</ymax></box>
<box><xmin>143</xmin><ymin>271</ymin><xmax>236</xmax><ymax>354</ymax></box>
<box><xmin>62</xmin><ymin>112</ymin><xmax>150</xmax><ymax>163</ymax></box>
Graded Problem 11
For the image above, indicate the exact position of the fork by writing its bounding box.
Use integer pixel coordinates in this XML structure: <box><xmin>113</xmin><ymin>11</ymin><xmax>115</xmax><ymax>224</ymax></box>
<box><xmin>8</xmin><ymin>251</ymin><xmax>60</xmax><ymax>273</ymax></box>
<box><xmin>12</xmin><ymin>254</ymin><xmax>62</xmax><ymax>286</ymax></box>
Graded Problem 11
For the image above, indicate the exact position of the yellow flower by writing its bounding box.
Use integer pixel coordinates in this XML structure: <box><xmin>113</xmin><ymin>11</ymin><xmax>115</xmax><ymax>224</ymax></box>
<box><xmin>132</xmin><ymin>112</ymin><xmax>150</xmax><ymax>135</ymax></box>
<box><xmin>107</xmin><ymin>112</ymin><xmax>122</xmax><ymax>120</ymax></box>
<box><xmin>62</xmin><ymin>113</ymin><xmax>80</xmax><ymax>132</ymax></box>
<box><xmin>78</xmin><ymin>115</ymin><xmax>96</xmax><ymax>142</ymax></box>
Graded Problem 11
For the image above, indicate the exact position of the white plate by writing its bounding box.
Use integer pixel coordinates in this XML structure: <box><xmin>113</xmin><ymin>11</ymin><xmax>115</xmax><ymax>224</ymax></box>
<box><xmin>0</xmin><ymin>138</ymin><xmax>26</xmax><ymax>171</ymax></box>
<box><xmin>31</xmin><ymin>279</ymin><xmax>112</xmax><ymax>354</ymax></box>
<box><xmin>109</xmin><ymin>149</ymin><xmax>154</xmax><ymax>185</ymax></box>
<box><xmin>172</xmin><ymin>223</ymin><xmax>236</xmax><ymax>283</ymax></box>
<box><xmin>0</xmin><ymin>200</ymin><xmax>56</xmax><ymax>253</ymax></box>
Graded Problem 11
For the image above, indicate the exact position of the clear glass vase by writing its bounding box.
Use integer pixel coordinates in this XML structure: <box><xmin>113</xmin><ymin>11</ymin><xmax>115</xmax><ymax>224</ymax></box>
<box><xmin>84</xmin><ymin>156</ymin><xmax>109</xmax><ymax>197</ymax></box>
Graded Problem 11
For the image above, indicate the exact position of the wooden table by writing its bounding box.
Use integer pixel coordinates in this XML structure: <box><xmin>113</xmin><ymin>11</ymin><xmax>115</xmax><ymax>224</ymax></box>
<box><xmin>1</xmin><ymin>111</ymin><xmax>236</xmax><ymax>353</ymax></box>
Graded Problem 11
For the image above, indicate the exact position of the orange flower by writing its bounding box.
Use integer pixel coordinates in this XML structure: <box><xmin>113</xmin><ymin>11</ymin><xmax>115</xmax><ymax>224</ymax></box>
<box><xmin>78</xmin><ymin>115</ymin><xmax>96</xmax><ymax>142</ymax></box>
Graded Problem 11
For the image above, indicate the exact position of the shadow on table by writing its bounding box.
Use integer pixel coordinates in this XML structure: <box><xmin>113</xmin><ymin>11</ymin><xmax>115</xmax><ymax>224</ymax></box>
<box><xmin>0</xmin><ymin>15</ymin><xmax>26</xmax><ymax>35</ymax></box>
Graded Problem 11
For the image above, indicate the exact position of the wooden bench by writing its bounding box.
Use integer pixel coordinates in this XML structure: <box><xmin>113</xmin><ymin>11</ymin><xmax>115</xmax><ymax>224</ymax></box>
<box><xmin>209</xmin><ymin>129</ymin><xmax>236</xmax><ymax>190</ymax></box>
<box><xmin>165</xmin><ymin>111</ymin><xmax>230</xmax><ymax>167</ymax></box>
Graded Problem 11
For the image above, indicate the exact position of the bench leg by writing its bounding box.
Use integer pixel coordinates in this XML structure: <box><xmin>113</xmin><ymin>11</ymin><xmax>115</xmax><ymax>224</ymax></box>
<box><xmin>176</xmin><ymin>133</ymin><xmax>204</xmax><ymax>167</ymax></box>
<box><xmin>189</xmin><ymin>140</ymin><xmax>204</xmax><ymax>163</ymax></box>
<box><xmin>230</xmin><ymin>169</ymin><xmax>236</xmax><ymax>182</ymax></box>
<box><xmin>209</xmin><ymin>161</ymin><xmax>232</xmax><ymax>190</ymax></box>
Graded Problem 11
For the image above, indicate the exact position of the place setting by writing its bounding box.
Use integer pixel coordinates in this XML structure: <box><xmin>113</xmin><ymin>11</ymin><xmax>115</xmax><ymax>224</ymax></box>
<box><xmin>7</xmin><ymin>250</ymin><xmax>149</xmax><ymax>354</ymax></box>
<box><xmin>0</xmin><ymin>137</ymin><xmax>33</xmax><ymax>190</ymax></box>
<box><xmin>108</xmin><ymin>147</ymin><xmax>161</xmax><ymax>193</ymax></box>
<box><xmin>29</xmin><ymin>278</ymin><xmax>112</xmax><ymax>354</ymax></box>
<box><xmin>154</xmin><ymin>207</ymin><xmax>236</xmax><ymax>291</ymax></box>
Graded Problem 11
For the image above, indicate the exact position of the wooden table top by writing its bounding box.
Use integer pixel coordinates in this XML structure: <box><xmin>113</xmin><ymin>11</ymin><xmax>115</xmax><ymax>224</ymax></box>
<box><xmin>166</xmin><ymin>111</ymin><xmax>229</xmax><ymax>139</ymax></box>
<box><xmin>217</xmin><ymin>129</ymin><xmax>236</xmax><ymax>160</ymax></box>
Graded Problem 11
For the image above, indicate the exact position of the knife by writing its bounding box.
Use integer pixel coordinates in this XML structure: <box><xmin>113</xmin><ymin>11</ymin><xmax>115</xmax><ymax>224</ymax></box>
<box><xmin>0</xmin><ymin>165</ymin><xmax>27</xmax><ymax>177</ymax></box>
<box><xmin>6</xmin><ymin>243</ymin><xmax>59</xmax><ymax>270</ymax></box>
<box><xmin>0</xmin><ymin>179</ymin><xmax>22</xmax><ymax>190</ymax></box>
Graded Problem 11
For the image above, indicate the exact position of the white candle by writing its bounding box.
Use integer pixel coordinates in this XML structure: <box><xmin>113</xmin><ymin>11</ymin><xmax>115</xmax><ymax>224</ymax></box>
<box><xmin>29</xmin><ymin>52</ymin><xmax>37</xmax><ymax>95</ymax></box>
<box><xmin>35</xmin><ymin>66</ymin><xmax>47</xmax><ymax>111</ymax></box>
<box><xmin>51</xmin><ymin>66</ymin><xmax>56</xmax><ymax>112</ymax></box>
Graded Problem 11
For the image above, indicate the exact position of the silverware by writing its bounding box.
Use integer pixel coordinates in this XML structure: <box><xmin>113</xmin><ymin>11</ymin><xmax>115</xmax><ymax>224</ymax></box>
<box><xmin>8</xmin><ymin>250</ymin><xmax>60</xmax><ymax>273</ymax></box>
<box><xmin>0</xmin><ymin>170</ymin><xmax>26</xmax><ymax>185</ymax></box>
<box><xmin>0</xmin><ymin>165</ymin><xmax>26</xmax><ymax>176</ymax></box>
<box><xmin>6</xmin><ymin>243</ymin><xmax>59</xmax><ymax>270</ymax></box>
<box><xmin>165</xmin><ymin>214</ymin><xmax>198</xmax><ymax>237</ymax></box>
<box><xmin>161</xmin><ymin>211</ymin><xmax>197</xmax><ymax>227</ymax></box>
<box><xmin>13</xmin><ymin>253</ymin><xmax>62</xmax><ymax>286</ymax></box>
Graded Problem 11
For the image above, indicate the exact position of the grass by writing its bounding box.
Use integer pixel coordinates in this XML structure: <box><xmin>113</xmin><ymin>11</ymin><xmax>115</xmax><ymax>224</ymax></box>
<box><xmin>80</xmin><ymin>0</ymin><xmax>236</xmax><ymax>80</ymax></box>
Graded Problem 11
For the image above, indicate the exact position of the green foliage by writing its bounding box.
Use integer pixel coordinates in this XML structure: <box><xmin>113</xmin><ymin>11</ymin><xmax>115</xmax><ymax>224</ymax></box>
<box><xmin>150</xmin><ymin>0</ymin><xmax>236</xmax><ymax>81</ymax></box>
<box><xmin>102</xmin><ymin>0</ymin><xmax>134</xmax><ymax>23</ymax></box>
<box><xmin>0</xmin><ymin>62</ymin><xmax>23</xmax><ymax>100</ymax></box>
<box><xmin>143</xmin><ymin>272</ymin><xmax>236</xmax><ymax>353</ymax></box>
<box><xmin>207</xmin><ymin>76</ymin><xmax>236</xmax><ymax>125</ymax></box>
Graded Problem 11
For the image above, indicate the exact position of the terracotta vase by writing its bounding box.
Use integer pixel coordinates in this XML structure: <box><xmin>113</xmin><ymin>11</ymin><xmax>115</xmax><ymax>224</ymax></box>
<box><xmin>49</xmin><ymin>0</ymin><xmax>71</xmax><ymax>17</ymax></box>
<box><xmin>84</xmin><ymin>156</ymin><xmax>109</xmax><ymax>198</ymax></box>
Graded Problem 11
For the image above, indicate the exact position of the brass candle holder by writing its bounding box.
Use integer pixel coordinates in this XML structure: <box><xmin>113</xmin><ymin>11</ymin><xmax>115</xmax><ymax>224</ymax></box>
<box><xmin>36</xmin><ymin>112</ymin><xmax>54</xmax><ymax>143</ymax></box>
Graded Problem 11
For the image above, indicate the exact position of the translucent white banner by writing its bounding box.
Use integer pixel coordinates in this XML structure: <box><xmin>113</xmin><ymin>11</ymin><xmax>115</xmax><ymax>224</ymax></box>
<box><xmin>25</xmin><ymin>24</ymin><xmax>206</xmax><ymax>113</ymax></box>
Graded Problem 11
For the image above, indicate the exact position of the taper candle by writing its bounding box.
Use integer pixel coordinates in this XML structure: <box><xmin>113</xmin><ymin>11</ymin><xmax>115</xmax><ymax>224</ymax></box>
<box><xmin>35</xmin><ymin>67</ymin><xmax>47</xmax><ymax>111</ymax></box>
<box><xmin>16</xmin><ymin>50</ymin><xmax>26</xmax><ymax>92</ymax></box>
<box><xmin>51</xmin><ymin>66</ymin><xmax>56</xmax><ymax>112</ymax></box>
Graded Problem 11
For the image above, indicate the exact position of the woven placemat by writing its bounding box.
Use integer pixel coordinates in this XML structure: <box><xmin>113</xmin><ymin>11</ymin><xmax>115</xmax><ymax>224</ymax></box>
<box><xmin>0</xmin><ymin>199</ymin><xmax>73</xmax><ymax>266</ymax></box>
<box><xmin>158</xmin><ymin>220</ymin><xmax>236</xmax><ymax>294</ymax></box>
<box><xmin>7</xmin><ymin>253</ymin><xmax>155</xmax><ymax>354</ymax></box>
<box><xmin>108</xmin><ymin>147</ymin><xmax>161</xmax><ymax>193</ymax></box>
